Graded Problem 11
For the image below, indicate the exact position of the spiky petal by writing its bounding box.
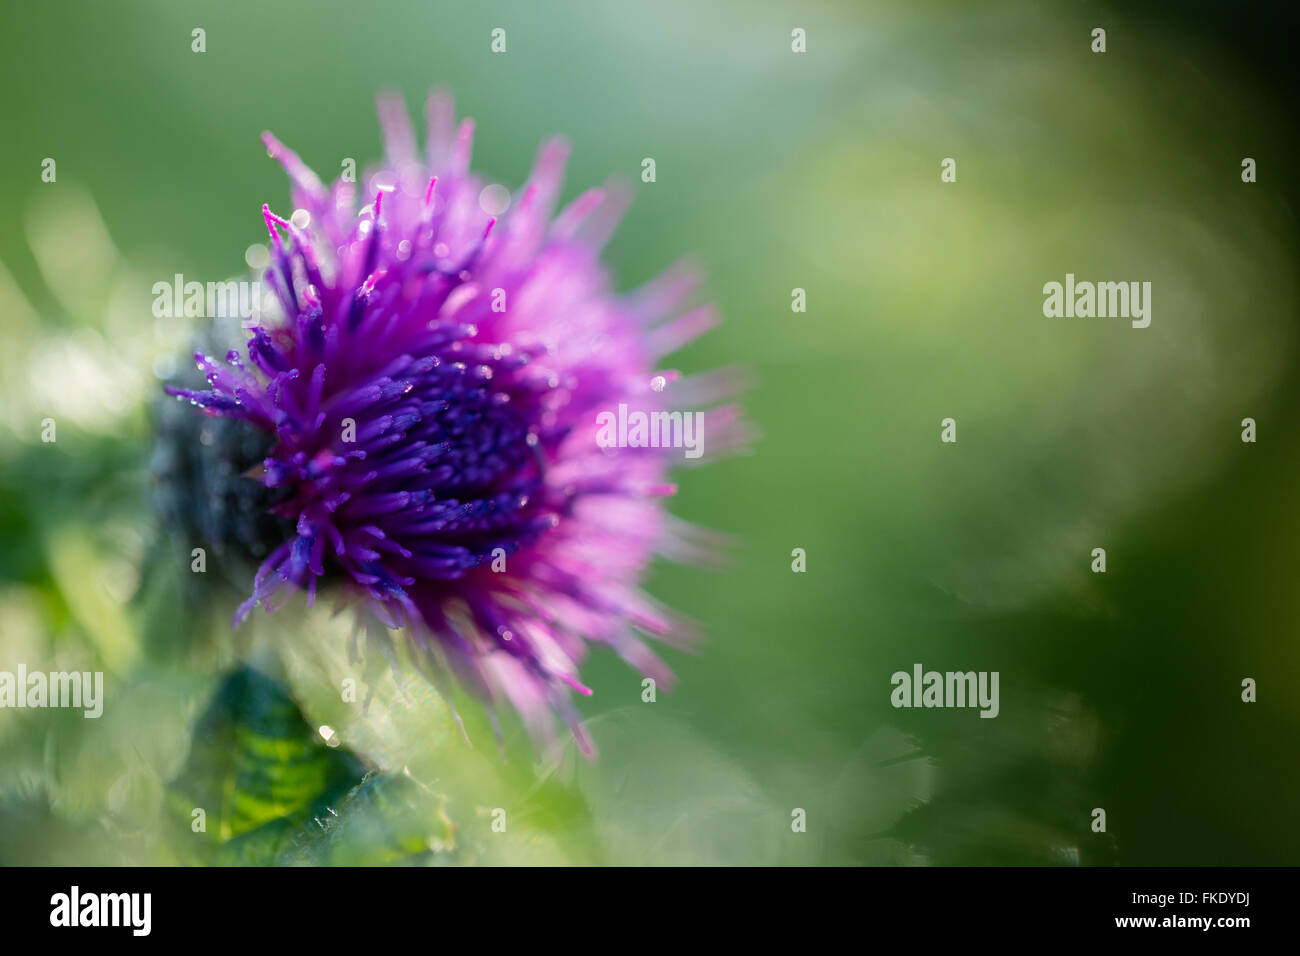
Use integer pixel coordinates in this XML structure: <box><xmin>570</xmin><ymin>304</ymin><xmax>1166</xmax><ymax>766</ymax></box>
<box><xmin>166</xmin><ymin>91</ymin><xmax>745</xmax><ymax>755</ymax></box>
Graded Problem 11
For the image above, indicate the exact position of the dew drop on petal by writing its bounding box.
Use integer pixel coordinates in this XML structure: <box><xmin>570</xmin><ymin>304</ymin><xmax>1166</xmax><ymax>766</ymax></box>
<box><xmin>479</xmin><ymin>183</ymin><xmax>511</xmax><ymax>216</ymax></box>
<box><xmin>245</xmin><ymin>243</ymin><xmax>269</xmax><ymax>269</ymax></box>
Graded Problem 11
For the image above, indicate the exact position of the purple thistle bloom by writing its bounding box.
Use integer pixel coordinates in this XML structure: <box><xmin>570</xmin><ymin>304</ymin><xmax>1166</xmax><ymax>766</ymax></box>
<box><xmin>166</xmin><ymin>91</ymin><xmax>744</xmax><ymax>755</ymax></box>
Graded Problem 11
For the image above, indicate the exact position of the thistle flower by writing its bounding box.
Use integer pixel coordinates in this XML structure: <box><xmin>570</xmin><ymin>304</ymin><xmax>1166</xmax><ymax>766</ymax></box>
<box><xmin>164</xmin><ymin>92</ymin><xmax>744</xmax><ymax>755</ymax></box>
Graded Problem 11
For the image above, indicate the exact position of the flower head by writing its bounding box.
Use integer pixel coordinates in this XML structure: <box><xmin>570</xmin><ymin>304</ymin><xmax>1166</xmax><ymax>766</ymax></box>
<box><xmin>165</xmin><ymin>92</ymin><xmax>743</xmax><ymax>755</ymax></box>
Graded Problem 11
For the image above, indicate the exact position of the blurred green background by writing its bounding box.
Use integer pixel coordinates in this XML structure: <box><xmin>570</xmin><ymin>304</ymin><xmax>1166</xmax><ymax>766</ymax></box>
<box><xmin>1</xmin><ymin>0</ymin><xmax>1297</xmax><ymax>865</ymax></box>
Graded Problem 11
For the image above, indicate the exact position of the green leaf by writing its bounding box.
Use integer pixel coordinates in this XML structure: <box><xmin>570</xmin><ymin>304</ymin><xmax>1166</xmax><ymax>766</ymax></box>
<box><xmin>168</xmin><ymin>664</ymin><xmax>367</xmax><ymax>864</ymax></box>
<box><xmin>279</xmin><ymin>772</ymin><xmax>456</xmax><ymax>866</ymax></box>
